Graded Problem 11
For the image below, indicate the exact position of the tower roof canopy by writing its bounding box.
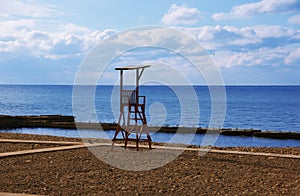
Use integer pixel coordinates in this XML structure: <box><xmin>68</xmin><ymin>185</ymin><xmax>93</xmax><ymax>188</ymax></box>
<box><xmin>115</xmin><ymin>65</ymin><xmax>150</xmax><ymax>70</ymax></box>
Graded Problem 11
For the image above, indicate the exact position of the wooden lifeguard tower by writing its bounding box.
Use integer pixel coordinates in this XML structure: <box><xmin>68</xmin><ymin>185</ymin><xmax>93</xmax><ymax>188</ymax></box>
<box><xmin>112</xmin><ymin>65</ymin><xmax>152</xmax><ymax>150</ymax></box>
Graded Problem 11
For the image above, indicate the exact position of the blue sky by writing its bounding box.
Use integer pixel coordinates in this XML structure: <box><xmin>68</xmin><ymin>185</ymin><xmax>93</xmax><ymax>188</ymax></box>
<box><xmin>0</xmin><ymin>0</ymin><xmax>299</xmax><ymax>85</ymax></box>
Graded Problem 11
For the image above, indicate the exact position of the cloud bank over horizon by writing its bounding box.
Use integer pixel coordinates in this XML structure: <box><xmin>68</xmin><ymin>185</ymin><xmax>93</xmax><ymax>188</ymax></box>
<box><xmin>0</xmin><ymin>0</ymin><xmax>299</xmax><ymax>84</ymax></box>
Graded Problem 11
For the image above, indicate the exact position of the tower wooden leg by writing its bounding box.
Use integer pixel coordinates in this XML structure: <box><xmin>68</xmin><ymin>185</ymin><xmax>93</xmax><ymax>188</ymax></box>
<box><xmin>147</xmin><ymin>135</ymin><xmax>152</xmax><ymax>150</ymax></box>
<box><xmin>112</xmin><ymin>125</ymin><xmax>120</xmax><ymax>141</ymax></box>
<box><xmin>125</xmin><ymin>131</ymin><xmax>129</xmax><ymax>149</ymax></box>
<box><xmin>136</xmin><ymin>130</ymin><xmax>139</xmax><ymax>151</ymax></box>
<box><xmin>145</xmin><ymin>126</ymin><xmax>152</xmax><ymax>149</ymax></box>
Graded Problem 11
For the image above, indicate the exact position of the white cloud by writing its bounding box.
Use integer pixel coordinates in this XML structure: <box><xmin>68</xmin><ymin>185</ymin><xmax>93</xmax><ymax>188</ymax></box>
<box><xmin>0</xmin><ymin>18</ymin><xmax>117</xmax><ymax>59</ymax></box>
<box><xmin>0</xmin><ymin>10</ymin><xmax>299</xmax><ymax>84</ymax></box>
<box><xmin>0</xmin><ymin>19</ymin><xmax>36</xmax><ymax>37</ymax></box>
<box><xmin>252</xmin><ymin>25</ymin><xmax>297</xmax><ymax>38</ymax></box>
<box><xmin>1</xmin><ymin>18</ymin><xmax>299</xmax><ymax>70</ymax></box>
<box><xmin>44</xmin><ymin>54</ymin><xmax>68</xmax><ymax>60</ymax></box>
<box><xmin>161</xmin><ymin>4</ymin><xmax>202</xmax><ymax>25</ymax></box>
<box><xmin>215</xmin><ymin>47</ymin><xmax>289</xmax><ymax>68</ymax></box>
<box><xmin>178</xmin><ymin>25</ymin><xmax>300</xmax><ymax>68</ymax></box>
<box><xmin>0</xmin><ymin>40</ymin><xmax>21</xmax><ymax>52</ymax></box>
<box><xmin>0</xmin><ymin>0</ymin><xmax>59</xmax><ymax>18</ymax></box>
<box><xmin>285</xmin><ymin>48</ymin><xmax>300</xmax><ymax>65</ymax></box>
<box><xmin>212</xmin><ymin>0</ymin><xmax>299</xmax><ymax>20</ymax></box>
<box><xmin>288</xmin><ymin>14</ymin><xmax>300</xmax><ymax>25</ymax></box>
<box><xmin>0</xmin><ymin>0</ymin><xmax>119</xmax><ymax>60</ymax></box>
<box><xmin>181</xmin><ymin>24</ymin><xmax>300</xmax><ymax>48</ymax></box>
<box><xmin>59</xmin><ymin>23</ymin><xmax>91</xmax><ymax>35</ymax></box>
<box><xmin>194</xmin><ymin>25</ymin><xmax>261</xmax><ymax>47</ymax></box>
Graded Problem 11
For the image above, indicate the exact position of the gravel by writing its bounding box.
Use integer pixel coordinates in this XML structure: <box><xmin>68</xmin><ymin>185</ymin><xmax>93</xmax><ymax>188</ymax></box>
<box><xmin>0</xmin><ymin>133</ymin><xmax>299</xmax><ymax>195</ymax></box>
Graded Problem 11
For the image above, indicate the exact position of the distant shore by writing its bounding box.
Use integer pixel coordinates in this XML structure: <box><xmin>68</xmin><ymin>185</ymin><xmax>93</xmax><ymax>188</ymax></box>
<box><xmin>0</xmin><ymin>115</ymin><xmax>300</xmax><ymax>140</ymax></box>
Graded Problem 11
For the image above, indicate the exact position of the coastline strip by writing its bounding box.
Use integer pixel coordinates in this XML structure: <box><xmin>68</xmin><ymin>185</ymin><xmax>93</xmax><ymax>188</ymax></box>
<box><xmin>1</xmin><ymin>115</ymin><xmax>300</xmax><ymax>140</ymax></box>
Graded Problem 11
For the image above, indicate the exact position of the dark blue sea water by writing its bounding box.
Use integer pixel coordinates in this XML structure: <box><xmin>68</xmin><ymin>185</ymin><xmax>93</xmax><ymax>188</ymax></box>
<box><xmin>0</xmin><ymin>85</ymin><xmax>299</xmax><ymax>147</ymax></box>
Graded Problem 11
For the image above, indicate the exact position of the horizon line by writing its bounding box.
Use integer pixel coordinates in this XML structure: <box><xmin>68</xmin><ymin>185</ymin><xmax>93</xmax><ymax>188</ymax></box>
<box><xmin>0</xmin><ymin>83</ymin><xmax>300</xmax><ymax>86</ymax></box>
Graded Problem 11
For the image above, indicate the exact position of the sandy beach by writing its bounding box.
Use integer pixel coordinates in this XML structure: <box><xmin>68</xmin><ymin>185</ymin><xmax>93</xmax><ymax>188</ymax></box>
<box><xmin>1</xmin><ymin>0</ymin><xmax>300</xmax><ymax>195</ymax></box>
<box><xmin>0</xmin><ymin>132</ymin><xmax>299</xmax><ymax>195</ymax></box>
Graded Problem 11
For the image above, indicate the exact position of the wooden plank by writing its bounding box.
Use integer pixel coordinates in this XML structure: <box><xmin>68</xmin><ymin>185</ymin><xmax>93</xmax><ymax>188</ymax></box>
<box><xmin>1</xmin><ymin>141</ymin><xmax>299</xmax><ymax>159</ymax></box>
<box><xmin>207</xmin><ymin>149</ymin><xmax>300</xmax><ymax>159</ymax></box>
<box><xmin>152</xmin><ymin>145</ymin><xmax>300</xmax><ymax>159</ymax></box>
<box><xmin>0</xmin><ymin>192</ymin><xmax>42</xmax><ymax>196</ymax></box>
<box><xmin>0</xmin><ymin>139</ymin><xmax>82</xmax><ymax>145</ymax></box>
<box><xmin>96</xmin><ymin>143</ymin><xmax>300</xmax><ymax>159</ymax></box>
<box><xmin>0</xmin><ymin>144</ymin><xmax>86</xmax><ymax>158</ymax></box>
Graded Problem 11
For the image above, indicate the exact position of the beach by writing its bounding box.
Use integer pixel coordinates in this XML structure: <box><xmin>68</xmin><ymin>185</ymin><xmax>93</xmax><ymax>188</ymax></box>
<box><xmin>0</xmin><ymin>132</ymin><xmax>299</xmax><ymax>195</ymax></box>
<box><xmin>1</xmin><ymin>0</ymin><xmax>300</xmax><ymax>195</ymax></box>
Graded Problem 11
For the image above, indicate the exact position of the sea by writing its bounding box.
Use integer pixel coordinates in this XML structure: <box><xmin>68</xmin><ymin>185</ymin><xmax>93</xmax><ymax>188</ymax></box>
<box><xmin>0</xmin><ymin>85</ymin><xmax>299</xmax><ymax>147</ymax></box>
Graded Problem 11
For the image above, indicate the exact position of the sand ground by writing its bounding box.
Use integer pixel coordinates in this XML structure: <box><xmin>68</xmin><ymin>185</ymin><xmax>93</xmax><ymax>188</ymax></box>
<box><xmin>0</xmin><ymin>132</ymin><xmax>299</xmax><ymax>195</ymax></box>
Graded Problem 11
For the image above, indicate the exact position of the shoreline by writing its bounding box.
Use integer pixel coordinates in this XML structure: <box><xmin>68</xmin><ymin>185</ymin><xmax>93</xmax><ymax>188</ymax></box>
<box><xmin>0</xmin><ymin>115</ymin><xmax>300</xmax><ymax>140</ymax></box>
<box><xmin>1</xmin><ymin>132</ymin><xmax>299</xmax><ymax>153</ymax></box>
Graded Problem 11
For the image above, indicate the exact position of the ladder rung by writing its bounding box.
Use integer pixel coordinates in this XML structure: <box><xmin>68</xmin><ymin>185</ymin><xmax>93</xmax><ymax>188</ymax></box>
<box><xmin>129</xmin><ymin>111</ymin><xmax>144</xmax><ymax>113</ymax></box>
